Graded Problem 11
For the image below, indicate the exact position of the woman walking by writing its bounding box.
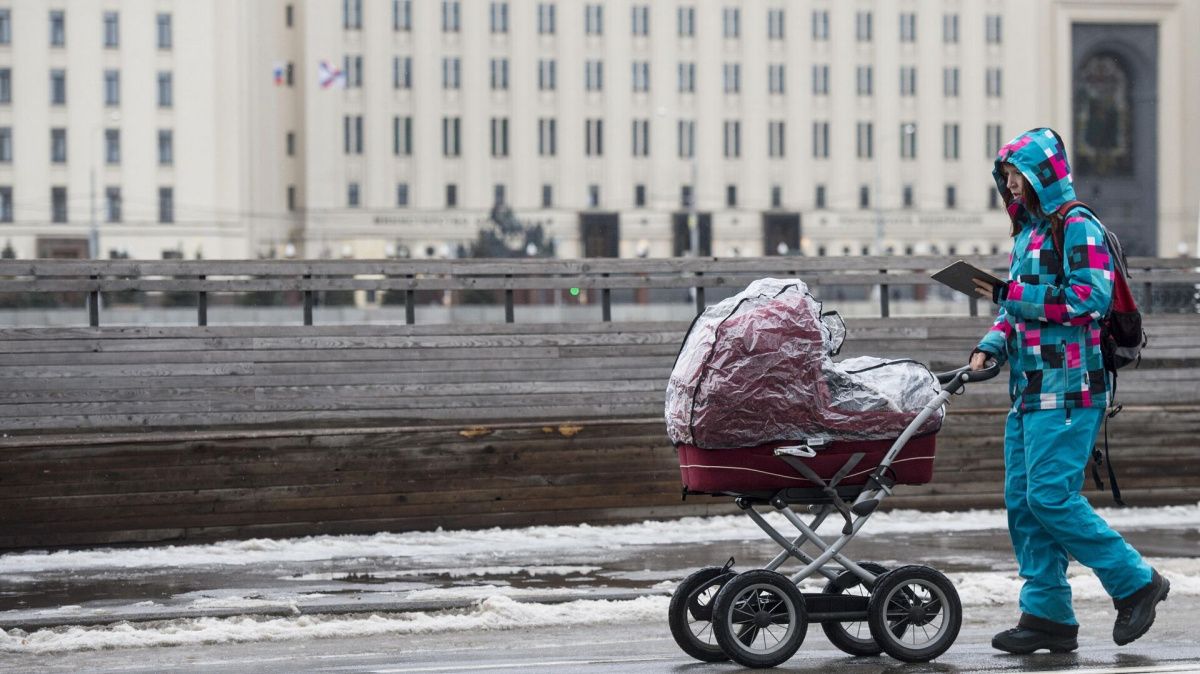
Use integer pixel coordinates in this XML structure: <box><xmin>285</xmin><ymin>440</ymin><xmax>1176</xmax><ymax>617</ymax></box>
<box><xmin>969</xmin><ymin>128</ymin><xmax>1168</xmax><ymax>654</ymax></box>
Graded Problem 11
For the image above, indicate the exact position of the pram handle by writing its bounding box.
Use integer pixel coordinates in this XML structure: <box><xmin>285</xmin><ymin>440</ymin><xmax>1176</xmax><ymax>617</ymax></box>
<box><xmin>935</xmin><ymin>360</ymin><xmax>1002</xmax><ymax>388</ymax></box>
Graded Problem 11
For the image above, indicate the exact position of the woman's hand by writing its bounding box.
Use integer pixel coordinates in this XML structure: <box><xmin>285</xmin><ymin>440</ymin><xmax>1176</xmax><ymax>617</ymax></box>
<box><xmin>972</xmin><ymin>278</ymin><xmax>996</xmax><ymax>300</ymax></box>
<box><xmin>969</xmin><ymin>351</ymin><xmax>989</xmax><ymax>371</ymax></box>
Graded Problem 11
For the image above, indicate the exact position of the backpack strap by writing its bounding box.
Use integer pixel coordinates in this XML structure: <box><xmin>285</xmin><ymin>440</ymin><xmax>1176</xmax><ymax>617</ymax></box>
<box><xmin>1049</xmin><ymin>199</ymin><xmax>1094</xmax><ymax>260</ymax></box>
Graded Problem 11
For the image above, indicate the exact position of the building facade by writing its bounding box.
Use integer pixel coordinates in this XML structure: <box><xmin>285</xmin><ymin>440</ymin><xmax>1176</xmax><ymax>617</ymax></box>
<box><xmin>0</xmin><ymin>0</ymin><xmax>1196</xmax><ymax>261</ymax></box>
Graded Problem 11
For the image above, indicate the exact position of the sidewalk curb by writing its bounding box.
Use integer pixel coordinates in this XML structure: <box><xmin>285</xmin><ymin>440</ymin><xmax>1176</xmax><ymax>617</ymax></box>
<box><xmin>0</xmin><ymin>589</ymin><xmax>671</xmax><ymax>633</ymax></box>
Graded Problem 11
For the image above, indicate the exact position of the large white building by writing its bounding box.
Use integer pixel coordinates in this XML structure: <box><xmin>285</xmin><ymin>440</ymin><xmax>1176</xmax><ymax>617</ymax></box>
<box><xmin>0</xmin><ymin>0</ymin><xmax>1197</xmax><ymax>261</ymax></box>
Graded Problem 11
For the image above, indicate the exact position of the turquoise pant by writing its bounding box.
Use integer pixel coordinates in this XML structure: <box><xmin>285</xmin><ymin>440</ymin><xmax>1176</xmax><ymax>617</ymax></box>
<box><xmin>1003</xmin><ymin>406</ymin><xmax>1151</xmax><ymax>625</ymax></box>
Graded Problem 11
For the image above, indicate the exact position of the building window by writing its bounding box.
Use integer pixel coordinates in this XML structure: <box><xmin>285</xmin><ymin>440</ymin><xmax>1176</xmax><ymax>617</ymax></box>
<box><xmin>768</xmin><ymin>64</ymin><xmax>785</xmax><ymax>95</ymax></box>
<box><xmin>632</xmin><ymin>5</ymin><xmax>649</xmax><ymax>36</ymax></box>
<box><xmin>493</xmin><ymin>184</ymin><xmax>505</xmax><ymax>207</ymax></box>
<box><xmin>51</xmin><ymin>128</ymin><xmax>67</xmax><ymax>163</ymax></box>
<box><xmin>812</xmin><ymin>64</ymin><xmax>829</xmax><ymax>95</ymax></box>
<box><xmin>158</xmin><ymin>72</ymin><xmax>173</xmax><ymax>107</ymax></box>
<box><xmin>986</xmin><ymin>123</ymin><xmax>1003</xmax><ymax>158</ymax></box>
<box><xmin>768</xmin><ymin>8</ymin><xmax>785</xmax><ymax>40</ymax></box>
<box><xmin>0</xmin><ymin>186</ymin><xmax>13</xmax><ymax>222</ymax></box>
<box><xmin>157</xmin><ymin>187</ymin><xmax>173</xmax><ymax>222</ymax></box>
<box><xmin>585</xmin><ymin>4</ymin><xmax>603</xmax><ymax>35</ymax></box>
<box><xmin>443</xmin><ymin>57</ymin><xmax>461</xmax><ymax>89</ymax></box>
<box><xmin>815</xmin><ymin>184</ymin><xmax>826</xmax><ymax>209</ymax></box>
<box><xmin>900</xmin><ymin>66</ymin><xmax>917</xmax><ymax>96</ymax></box>
<box><xmin>902</xmin><ymin>184</ymin><xmax>913</xmax><ymax>209</ymax></box>
<box><xmin>634</xmin><ymin>184</ymin><xmax>646</xmax><ymax>207</ymax></box>
<box><xmin>678</xmin><ymin>62</ymin><xmax>695</xmax><ymax>93</ymax></box>
<box><xmin>944</xmin><ymin>123</ymin><xmax>960</xmax><ymax>160</ymax></box>
<box><xmin>394</xmin><ymin>116</ymin><xmax>412</xmax><ymax>156</ymax></box>
<box><xmin>103</xmin><ymin>12</ymin><xmax>119</xmax><ymax>48</ymax></box>
<box><xmin>943</xmin><ymin>67</ymin><xmax>959</xmax><ymax>97</ymax></box>
<box><xmin>859</xmin><ymin>185</ymin><xmax>870</xmax><ymax>210</ymax></box>
<box><xmin>0</xmin><ymin>127</ymin><xmax>10</xmax><ymax>162</ymax></box>
<box><xmin>491</xmin><ymin>117</ymin><xmax>509</xmax><ymax>157</ymax></box>
<box><xmin>768</xmin><ymin>121</ymin><xmax>785</xmax><ymax>158</ymax></box>
<box><xmin>771</xmin><ymin>185</ymin><xmax>782</xmax><ymax>209</ymax></box>
<box><xmin>542</xmin><ymin>184</ymin><xmax>553</xmax><ymax>207</ymax></box>
<box><xmin>50</xmin><ymin>10</ymin><xmax>65</xmax><ymax>46</ymax></box>
<box><xmin>105</xmin><ymin>129</ymin><xmax>120</xmax><ymax>164</ymax></box>
<box><xmin>394</xmin><ymin>0</ymin><xmax>412</xmax><ymax>30</ymax></box>
<box><xmin>0</xmin><ymin>9</ymin><xmax>10</xmax><ymax>45</ymax></box>
<box><xmin>446</xmin><ymin>183</ymin><xmax>458</xmax><ymax>207</ymax></box>
<box><xmin>585</xmin><ymin>118</ymin><xmax>603</xmax><ymax>157</ymax></box>
<box><xmin>585</xmin><ymin>60</ymin><xmax>603</xmax><ymax>92</ymax></box>
<box><xmin>855</xmin><ymin>11</ymin><xmax>872</xmax><ymax>42</ymax></box>
<box><xmin>538</xmin><ymin>118</ymin><xmax>557</xmax><ymax>156</ymax></box>
<box><xmin>342</xmin><ymin>55</ymin><xmax>363</xmax><ymax>88</ymax></box>
<box><xmin>986</xmin><ymin>67</ymin><xmax>1002</xmax><ymax>97</ymax></box>
<box><xmin>812</xmin><ymin>121</ymin><xmax>829</xmax><ymax>158</ymax></box>
<box><xmin>106</xmin><ymin>187</ymin><xmax>121</xmax><ymax>222</ymax></box>
<box><xmin>343</xmin><ymin>0</ymin><xmax>362</xmax><ymax>29</ymax></box>
<box><xmin>726</xmin><ymin>185</ymin><xmax>738</xmax><ymax>208</ymax></box>
<box><xmin>395</xmin><ymin>57</ymin><xmax>412</xmax><ymax>89</ymax></box>
<box><xmin>632</xmin><ymin>118</ymin><xmax>650</xmax><ymax>157</ymax></box>
<box><xmin>285</xmin><ymin>131</ymin><xmax>295</xmax><ymax>157</ymax></box>
<box><xmin>537</xmin><ymin>3</ymin><xmax>556</xmax><ymax>35</ymax></box>
<box><xmin>946</xmin><ymin>185</ymin><xmax>957</xmax><ymax>209</ymax></box>
<box><xmin>989</xmin><ymin>187</ymin><xmax>1000</xmax><ymax>210</ymax></box>
<box><xmin>677</xmin><ymin>6</ymin><xmax>694</xmax><ymax>37</ymax></box>
<box><xmin>723</xmin><ymin>120</ymin><xmax>741</xmax><ymax>158</ymax></box>
<box><xmin>680</xmin><ymin>185</ymin><xmax>692</xmax><ymax>209</ymax></box>
<box><xmin>51</xmin><ymin>70</ymin><xmax>66</xmax><ymax>105</ymax></box>
<box><xmin>156</xmin><ymin>13</ymin><xmax>172</xmax><ymax>49</ymax></box>
<box><xmin>944</xmin><ymin>14</ymin><xmax>959</xmax><ymax>44</ymax></box>
<box><xmin>723</xmin><ymin>63</ymin><xmax>741</xmax><ymax>94</ymax></box>
<box><xmin>856</xmin><ymin>65</ymin><xmax>873</xmax><ymax>96</ymax></box>
<box><xmin>900</xmin><ymin>123</ymin><xmax>917</xmax><ymax>159</ymax></box>
<box><xmin>812</xmin><ymin>10</ymin><xmax>828</xmax><ymax>40</ymax></box>
<box><xmin>538</xmin><ymin>59</ymin><xmax>556</xmax><ymax>91</ymax></box>
<box><xmin>442</xmin><ymin>0</ymin><xmax>460</xmax><ymax>32</ymax></box>
<box><xmin>723</xmin><ymin>7</ymin><xmax>740</xmax><ymax>38</ymax></box>
<box><xmin>347</xmin><ymin>182</ymin><xmax>360</xmax><ymax>207</ymax></box>
<box><xmin>899</xmin><ymin>12</ymin><xmax>916</xmax><ymax>42</ymax></box>
<box><xmin>856</xmin><ymin>122</ymin><xmax>873</xmax><ymax>159</ymax></box>
<box><xmin>103</xmin><ymin>70</ymin><xmax>120</xmax><ymax>106</ymax></box>
<box><xmin>286</xmin><ymin>185</ymin><xmax>296</xmax><ymax>211</ymax></box>
<box><xmin>0</xmin><ymin>69</ymin><xmax>9</xmax><ymax>104</ymax></box>
<box><xmin>678</xmin><ymin>120</ymin><xmax>695</xmax><ymax>158</ymax></box>
<box><xmin>396</xmin><ymin>183</ymin><xmax>409</xmax><ymax>207</ymax></box>
<box><xmin>442</xmin><ymin>117</ymin><xmax>461</xmax><ymax>157</ymax></box>
<box><xmin>588</xmin><ymin>185</ymin><xmax>600</xmax><ymax>208</ymax></box>
<box><xmin>490</xmin><ymin>2</ymin><xmax>508</xmax><ymax>34</ymax></box>
<box><xmin>344</xmin><ymin>115</ymin><xmax>363</xmax><ymax>155</ymax></box>
<box><xmin>491</xmin><ymin>58</ymin><xmax>509</xmax><ymax>90</ymax></box>
<box><xmin>52</xmin><ymin>187</ymin><xmax>68</xmax><ymax>223</ymax></box>
<box><xmin>158</xmin><ymin>130</ymin><xmax>174</xmax><ymax>165</ymax></box>
<box><xmin>986</xmin><ymin>15</ymin><xmax>1002</xmax><ymax>44</ymax></box>
<box><xmin>632</xmin><ymin>61</ymin><xmax>650</xmax><ymax>93</ymax></box>
<box><xmin>286</xmin><ymin>4</ymin><xmax>294</xmax><ymax>28</ymax></box>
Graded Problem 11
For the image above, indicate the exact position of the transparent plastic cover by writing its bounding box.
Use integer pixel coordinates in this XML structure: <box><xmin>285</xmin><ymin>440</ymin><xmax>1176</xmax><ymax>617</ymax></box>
<box><xmin>665</xmin><ymin>278</ymin><xmax>944</xmax><ymax>449</ymax></box>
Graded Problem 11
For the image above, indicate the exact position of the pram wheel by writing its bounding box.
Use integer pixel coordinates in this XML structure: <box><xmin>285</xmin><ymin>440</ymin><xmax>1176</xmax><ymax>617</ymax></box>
<box><xmin>866</xmin><ymin>565</ymin><xmax>961</xmax><ymax>663</ymax></box>
<box><xmin>712</xmin><ymin>570</ymin><xmax>808</xmax><ymax>669</ymax></box>
<box><xmin>668</xmin><ymin>566</ymin><xmax>735</xmax><ymax>662</ymax></box>
<box><xmin>820</xmin><ymin>562</ymin><xmax>889</xmax><ymax>656</ymax></box>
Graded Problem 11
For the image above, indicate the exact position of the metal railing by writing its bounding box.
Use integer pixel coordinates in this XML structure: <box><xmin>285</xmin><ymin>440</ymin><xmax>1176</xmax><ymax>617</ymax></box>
<box><xmin>2</xmin><ymin>256</ymin><xmax>1197</xmax><ymax>327</ymax></box>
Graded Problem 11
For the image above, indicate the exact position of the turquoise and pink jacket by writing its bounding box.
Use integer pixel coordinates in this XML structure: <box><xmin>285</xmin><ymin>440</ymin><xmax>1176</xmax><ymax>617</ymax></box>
<box><xmin>976</xmin><ymin>128</ymin><xmax>1113</xmax><ymax>413</ymax></box>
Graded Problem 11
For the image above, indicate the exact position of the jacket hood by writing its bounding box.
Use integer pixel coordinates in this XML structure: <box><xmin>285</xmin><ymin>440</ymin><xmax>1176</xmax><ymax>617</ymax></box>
<box><xmin>993</xmin><ymin>127</ymin><xmax>1076</xmax><ymax>226</ymax></box>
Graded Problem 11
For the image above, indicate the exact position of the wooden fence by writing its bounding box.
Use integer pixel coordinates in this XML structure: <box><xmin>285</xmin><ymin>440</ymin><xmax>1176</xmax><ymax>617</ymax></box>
<box><xmin>1</xmin><ymin>258</ymin><xmax>1198</xmax><ymax>549</ymax></box>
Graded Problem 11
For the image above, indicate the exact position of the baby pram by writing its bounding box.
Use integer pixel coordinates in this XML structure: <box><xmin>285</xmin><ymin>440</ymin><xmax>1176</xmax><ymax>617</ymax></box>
<box><xmin>664</xmin><ymin>279</ymin><xmax>999</xmax><ymax>668</ymax></box>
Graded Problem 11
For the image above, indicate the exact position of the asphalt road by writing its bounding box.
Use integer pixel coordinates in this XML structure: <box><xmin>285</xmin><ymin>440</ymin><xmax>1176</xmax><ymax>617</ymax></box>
<box><xmin>3</xmin><ymin>597</ymin><xmax>1196</xmax><ymax>674</ymax></box>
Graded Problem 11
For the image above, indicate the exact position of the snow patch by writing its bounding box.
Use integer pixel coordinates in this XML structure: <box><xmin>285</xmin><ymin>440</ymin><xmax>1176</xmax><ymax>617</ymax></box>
<box><xmin>1</xmin><ymin>503</ymin><xmax>1195</xmax><ymax>575</ymax></box>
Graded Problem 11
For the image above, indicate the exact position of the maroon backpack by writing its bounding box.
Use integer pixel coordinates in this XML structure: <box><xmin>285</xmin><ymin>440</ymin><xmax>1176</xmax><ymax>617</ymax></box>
<box><xmin>1051</xmin><ymin>199</ymin><xmax>1147</xmax><ymax>505</ymax></box>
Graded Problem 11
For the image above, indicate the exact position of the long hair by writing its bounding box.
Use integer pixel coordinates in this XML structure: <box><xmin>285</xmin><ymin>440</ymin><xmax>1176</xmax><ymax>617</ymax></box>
<box><xmin>1009</xmin><ymin>174</ymin><xmax>1042</xmax><ymax>238</ymax></box>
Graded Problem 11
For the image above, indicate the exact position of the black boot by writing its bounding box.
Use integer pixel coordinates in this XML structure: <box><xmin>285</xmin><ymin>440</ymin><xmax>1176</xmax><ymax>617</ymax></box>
<box><xmin>992</xmin><ymin>613</ymin><xmax>1079</xmax><ymax>654</ymax></box>
<box><xmin>1113</xmin><ymin>568</ymin><xmax>1170</xmax><ymax>646</ymax></box>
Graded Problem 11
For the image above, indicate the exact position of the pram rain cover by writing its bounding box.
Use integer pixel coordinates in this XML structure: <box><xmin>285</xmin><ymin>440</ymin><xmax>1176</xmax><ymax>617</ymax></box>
<box><xmin>665</xmin><ymin>278</ymin><xmax>944</xmax><ymax>449</ymax></box>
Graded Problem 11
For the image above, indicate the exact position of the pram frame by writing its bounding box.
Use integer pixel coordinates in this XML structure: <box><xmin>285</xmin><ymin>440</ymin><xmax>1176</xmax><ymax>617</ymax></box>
<box><xmin>689</xmin><ymin>362</ymin><xmax>999</xmax><ymax>619</ymax></box>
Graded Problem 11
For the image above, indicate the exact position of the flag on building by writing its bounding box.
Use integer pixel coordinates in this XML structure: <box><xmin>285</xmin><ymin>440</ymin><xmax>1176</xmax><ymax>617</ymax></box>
<box><xmin>273</xmin><ymin>62</ymin><xmax>286</xmax><ymax>86</ymax></box>
<box><xmin>318</xmin><ymin>60</ymin><xmax>346</xmax><ymax>89</ymax></box>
